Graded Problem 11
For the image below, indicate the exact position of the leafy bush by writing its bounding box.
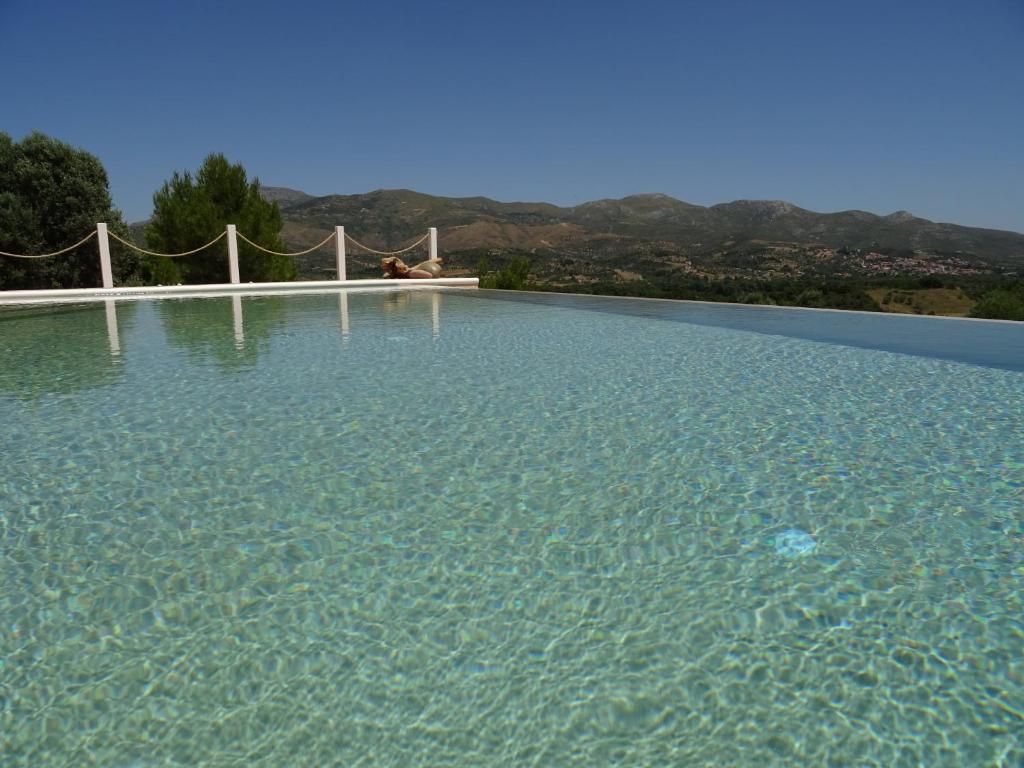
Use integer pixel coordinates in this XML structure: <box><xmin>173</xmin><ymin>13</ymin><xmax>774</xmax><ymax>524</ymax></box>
<box><xmin>480</xmin><ymin>257</ymin><xmax>531</xmax><ymax>289</ymax></box>
<box><xmin>971</xmin><ymin>285</ymin><xmax>1024</xmax><ymax>321</ymax></box>
<box><xmin>0</xmin><ymin>131</ymin><xmax>137</xmax><ymax>289</ymax></box>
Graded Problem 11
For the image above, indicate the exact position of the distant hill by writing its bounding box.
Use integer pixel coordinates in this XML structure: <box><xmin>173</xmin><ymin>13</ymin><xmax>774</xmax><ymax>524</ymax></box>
<box><xmin>260</xmin><ymin>187</ymin><xmax>1024</xmax><ymax>283</ymax></box>
<box><xmin>260</xmin><ymin>186</ymin><xmax>314</xmax><ymax>208</ymax></box>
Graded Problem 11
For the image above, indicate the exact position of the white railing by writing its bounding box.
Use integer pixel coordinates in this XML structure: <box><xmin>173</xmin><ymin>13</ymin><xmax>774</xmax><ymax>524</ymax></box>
<box><xmin>1</xmin><ymin>223</ymin><xmax>441</xmax><ymax>289</ymax></box>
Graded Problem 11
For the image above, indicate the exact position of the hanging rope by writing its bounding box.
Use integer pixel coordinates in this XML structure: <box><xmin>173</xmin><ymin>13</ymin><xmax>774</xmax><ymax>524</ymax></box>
<box><xmin>235</xmin><ymin>230</ymin><xmax>336</xmax><ymax>257</ymax></box>
<box><xmin>106</xmin><ymin>230</ymin><xmax>226</xmax><ymax>258</ymax></box>
<box><xmin>0</xmin><ymin>227</ymin><xmax>434</xmax><ymax>260</ymax></box>
<box><xmin>344</xmin><ymin>231</ymin><xmax>430</xmax><ymax>257</ymax></box>
<box><xmin>0</xmin><ymin>230</ymin><xmax>97</xmax><ymax>259</ymax></box>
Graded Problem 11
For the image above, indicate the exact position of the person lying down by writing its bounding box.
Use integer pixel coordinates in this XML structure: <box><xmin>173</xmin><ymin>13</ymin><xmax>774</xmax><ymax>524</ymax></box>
<box><xmin>381</xmin><ymin>257</ymin><xmax>443</xmax><ymax>279</ymax></box>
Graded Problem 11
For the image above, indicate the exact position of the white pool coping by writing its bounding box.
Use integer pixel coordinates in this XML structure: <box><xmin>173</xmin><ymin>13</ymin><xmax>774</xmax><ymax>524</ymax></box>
<box><xmin>0</xmin><ymin>277</ymin><xmax>479</xmax><ymax>305</ymax></box>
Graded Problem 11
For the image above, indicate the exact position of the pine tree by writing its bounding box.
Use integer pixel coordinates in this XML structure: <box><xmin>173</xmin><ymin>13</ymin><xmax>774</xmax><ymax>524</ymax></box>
<box><xmin>146</xmin><ymin>153</ymin><xmax>295</xmax><ymax>284</ymax></box>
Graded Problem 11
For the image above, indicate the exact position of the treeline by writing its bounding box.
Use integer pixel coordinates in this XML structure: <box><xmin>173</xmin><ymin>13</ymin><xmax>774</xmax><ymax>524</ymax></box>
<box><xmin>586</xmin><ymin>276</ymin><xmax>1024</xmax><ymax>320</ymax></box>
<box><xmin>0</xmin><ymin>132</ymin><xmax>290</xmax><ymax>290</ymax></box>
<box><xmin>472</xmin><ymin>256</ymin><xmax>1024</xmax><ymax>321</ymax></box>
<box><xmin>970</xmin><ymin>283</ymin><xmax>1024</xmax><ymax>320</ymax></box>
<box><xmin>543</xmin><ymin>274</ymin><xmax>1024</xmax><ymax>319</ymax></box>
<box><xmin>532</xmin><ymin>275</ymin><xmax>881</xmax><ymax>311</ymax></box>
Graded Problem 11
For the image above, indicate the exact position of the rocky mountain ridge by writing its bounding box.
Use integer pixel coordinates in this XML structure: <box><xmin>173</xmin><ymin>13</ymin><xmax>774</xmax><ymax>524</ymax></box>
<box><xmin>261</xmin><ymin>186</ymin><xmax>1024</xmax><ymax>282</ymax></box>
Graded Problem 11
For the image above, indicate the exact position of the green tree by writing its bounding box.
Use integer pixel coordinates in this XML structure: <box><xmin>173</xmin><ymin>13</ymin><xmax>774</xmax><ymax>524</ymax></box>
<box><xmin>145</xmin><ymin>153</ymin><xmax>295</xmax><ymax>284</ymax></box>
<box><xmin>0</xmin><ymin>131</ymin><xmax>137</xmax><ymax>290</ymax></box>
<box><xmin>480</xmin><ymin>257</ymin><xmax>532</xmax><ymax>289</ymax></box>
<box><xmin>971</xmin><ymin>285</ymin><xmax>1024</xmax><ymax>321</ymax></box>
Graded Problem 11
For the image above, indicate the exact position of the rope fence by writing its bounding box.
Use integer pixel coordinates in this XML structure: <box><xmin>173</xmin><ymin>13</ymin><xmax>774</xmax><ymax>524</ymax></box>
<box><xmin>0</xmin><ymin>230</ymin><xmax>97</xmax><ymax>259</ymax></box>
<box><xmin>0</xmin><ymin>223</ymin><xmax>440</xmax><ymax>289</ymax></box>
<box><xmin>344</xmin><ymin>231</ymin><xmax>431</xmax><ymax>257</ymax></box>
<box><xmin>235</xmin><ymin>230</ymin><xmax>335</xmax><ymax>257</ymax></box>
<box><xmin>107</xmin><ymin>230</ymin><xmax>226</xmax><ymax>258</ymax></box>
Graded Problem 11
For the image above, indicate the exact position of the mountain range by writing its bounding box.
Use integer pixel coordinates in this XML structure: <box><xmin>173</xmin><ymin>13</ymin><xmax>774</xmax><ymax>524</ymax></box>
<box><xmin>264</xmin><ymin>187</ymin><xmax>1024</xmax><ymax>283</ymax></box>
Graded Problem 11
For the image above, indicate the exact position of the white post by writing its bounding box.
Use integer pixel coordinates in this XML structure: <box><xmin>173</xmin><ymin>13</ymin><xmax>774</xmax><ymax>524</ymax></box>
<box><xmin>335</xmin><ymin>226</ymin><xmax>347</xmax><ymax>281</ymax></box>
<box><xmin>97</xmin><ymin>223</ymin><xmax>113</xmax><ymax>289</ymax></box>
<box><xmin>429</xmin><ymin>227</ymin><xmax>438</xmax><ymax>262</ymax></box>
<box><xmin>227</xmin><ymin>224</ymin><xmax>240</xmax><ymax>284</ymax></box>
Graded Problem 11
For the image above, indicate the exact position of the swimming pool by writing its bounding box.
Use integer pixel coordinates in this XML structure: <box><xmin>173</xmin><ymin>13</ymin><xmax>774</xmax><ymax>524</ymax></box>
<box><xmin>2</xmin><ymin>289</ymin><xmax>1022</xmax><ymax>765</ymax></box>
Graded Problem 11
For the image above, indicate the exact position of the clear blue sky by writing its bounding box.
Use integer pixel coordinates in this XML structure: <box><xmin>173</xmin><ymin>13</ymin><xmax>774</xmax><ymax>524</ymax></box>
<box><xmin>2</xmin><ymin>0</ymin><xmax>1022</xmax><ymax>231</ymax></box>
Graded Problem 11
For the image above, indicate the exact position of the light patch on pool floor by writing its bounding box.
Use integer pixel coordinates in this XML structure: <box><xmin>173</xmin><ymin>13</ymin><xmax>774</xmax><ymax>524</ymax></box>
<box><xmin>773</xmin><ymin>528</ymin><xmax>817</xmax><ymax>557</ymax></box>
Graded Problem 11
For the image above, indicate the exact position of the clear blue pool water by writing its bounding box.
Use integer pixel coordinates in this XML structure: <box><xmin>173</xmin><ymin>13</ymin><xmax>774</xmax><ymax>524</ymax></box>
<box><xmin>2</xmin><ymin>289</ymin><xmax>1022</xmax><ymax>765</ymax></box>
